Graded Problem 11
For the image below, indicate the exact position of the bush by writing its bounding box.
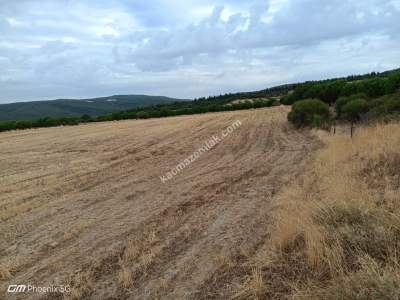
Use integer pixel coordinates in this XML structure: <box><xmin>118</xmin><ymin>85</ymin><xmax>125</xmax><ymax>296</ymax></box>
<box><xmin>385</xmin><ymin>74</ymin><xmax>400</xmax><ymax>94</ymax></box>
<box><xmin>336</xmin><ymin>94</ymin><xmax>367</xmax><ymax>118</ymax></box>
<box><xmin>342</xmin><ymin>99</ymin><xmax>369</xmax><ymax>122</ymax></box>
<box><xmin>280</xmin><ymin>93</ymin><xmax>297</xmax><ymax>105</ymax></box>
<box><xmin>136</xmin><ymin>111</ymin><xmax>150</xmax><ymax>119</ymax></box>
<box><xmin>366</xmin><ymin>94</ymin><xmax>400</xmax><ymax>120</ymax></box>
<box><xmin>80</xmin><ymin>114</ymin><xmax>92</xmax><ymax>122</ymax></box>
<box><xmin>341</xmin><ymin>82</ymin><xmax>364</xmax><ymax>97</ymax></box>
<box><xmin>384</xmin><ymin>97</ymin><xmax>400</xmax><ymax>112</ymax></box>
<box><xmin>362</xmin><ymin>78</ymin><xmax>388</xmax><ymax>98</ymax></box>
<box><xmin>0</xmin><ymin>121</ymin><xmax>17</xmax><ymax>132</ymax></box>
<box><xmin>288</xmin><ymin>99</ymin><xmax>331</xmax><ymax>128</ymax></box>
<box><xmin>319</xmin><ymin>80</ymin><xmax>346</xmax><ymax>104</ymax></box>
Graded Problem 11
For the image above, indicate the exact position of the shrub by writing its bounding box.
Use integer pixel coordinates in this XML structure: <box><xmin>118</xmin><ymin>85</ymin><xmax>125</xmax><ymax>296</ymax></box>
<box><xmin>80</xmin><ymin>114</ymin><xmax>92</xmax><ymax>122</ymax></box>
<box><xmin>362</xmin><ymin>78</ymin><xmax>388</xmax><ymax>98</ymax></box>
<box><xmin>15</xmin><ymin>120</ymin><xmax>33</xmax><ymax>129</ymax></box>
<box><xmin>280</xmin><ymin>93</ymin><xmax>297</xmax><ymax>105</ymax></box>
<box><xmin>0</xmin><ymin>121</ymin><xmax>17</xmax><ymax>132</ymax></box>
<box><xmin>288</xmin><ymin>99</ymin><xmax>331</xmax><ymax>128</ymax></box>
<box><xmin>136</xmin><ymin>111</ymin><xmax>150</xmax><ymax>119</ymax></box>
<box><xmin>336</xmin><ymin>94</ymin><xmax>367</xmax><ymax>118</ymax></box>
<box><xmin>341</xmin><ymin>99</ymin><xmax>369</xmax><ymax>122</ymax></box>
<box><xmin>341</xmin><ymin>82</ymin><xmax>364</xmax><ymax>97</ymax></box>
<box><xmin>319</xmin><ymin>80</ymin><xmax>346</xmax><ymax>104</ymax></box>
<box><xmin>367</xmin><ymin>94</ymin><xmax>400</xmax><ymax>120</ymax></box>
<box><xmin>384</xmin><ymin>97</ymin><xmax>400</xmax><ymax>112</ymax></box>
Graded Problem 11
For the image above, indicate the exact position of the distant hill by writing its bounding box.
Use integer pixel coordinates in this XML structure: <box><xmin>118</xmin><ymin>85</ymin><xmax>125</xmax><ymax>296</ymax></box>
<box><xmin>0</xmin><ymin>95</ymin><xmax>186</xmax><ymax>121</ymax></box>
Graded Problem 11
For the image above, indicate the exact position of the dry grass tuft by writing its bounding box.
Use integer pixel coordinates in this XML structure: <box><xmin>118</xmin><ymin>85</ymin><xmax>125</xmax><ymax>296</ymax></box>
<box><xmin>117</xmin><ymin>260</ymin><xmax>134</xmax><ymax>289</ymax></box>
<box><xmin>140</xmin><ymin>249</ymin><xmax>156</xmax><ymax>273</ymax></box>
<box><xmin>262</xmin><ymin>122</ymin><xmax>400</xmax><ymax>298</ymax></box>
<box><xmin>217</xmin><ymin>254</ymin><xmax>236</xmax><ymax>270</ymax></box>
<box><xmin>123</xmin><ymin>239</ymin><xmax>141</xmax><ymax>263</ymax></box>
<box><xmin>65</xmin><ymin>271</ymin><xmax>93</xmax><ymax>300</ymax></box>
<box><xmin>0</xmin><ymin>266</ymin><xmax>11</xmax><ymax>280</ymax></box>
<box><xmin>304</xmin><ymin>255</ymin><xmax>400</xmax><ymax>300</ymax></box>
<box><xmin>233</xmin><ymin>267</ymin><xmax>266</xmax><ymax>300</ymax></box>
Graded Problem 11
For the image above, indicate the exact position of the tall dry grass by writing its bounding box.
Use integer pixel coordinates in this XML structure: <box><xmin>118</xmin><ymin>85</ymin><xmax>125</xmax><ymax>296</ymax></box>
<box><xmin>266</xmin><ymin>122</ymin><xmax>400</xmax><ymax>299</ymax></box>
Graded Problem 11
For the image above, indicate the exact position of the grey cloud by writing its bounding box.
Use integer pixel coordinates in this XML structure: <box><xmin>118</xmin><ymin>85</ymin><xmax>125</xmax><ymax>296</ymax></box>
<box><xmin>118</xmin><ymin>0</ymin><xmax>400</xmax><ymax>72</ymax></box>
<box><xmin>0</xmin><ymin>0</ymin><xmax>399</xmax><ymax>103</ymax></box>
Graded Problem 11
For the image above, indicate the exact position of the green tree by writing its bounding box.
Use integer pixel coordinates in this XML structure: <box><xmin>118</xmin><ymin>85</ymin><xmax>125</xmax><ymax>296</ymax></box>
<box><xmin>288</xmin><ymin>99</ymin><xmax>331</xmax><ymax>128</ymax></box>
<box><xmin>336</xmin><ymin>94</ymin><xmax>367</xmax><ymax>118</ymax></box>
<box><xmin>362</xmin><ymin>78</ymin><xmax>387</xmax><ymax>98</ymax></box>
<box><xmin>319</xmin><ymin>81</ymin><xmax>346</xmax><ymax>104</ymax></box>
<box><xmin>80</xmin><ymin>114</ymin><xmax>92</xmax><ymax>122</ymax></box>
<box><xmin>342</xmin><ymin>99</ymin><xmax>369</xmax><ymax>122</ymax></box>
<box><xmin>385</xmin><ymin>71</ymin><xmax>400</xmax><ymax>94</ymax></box>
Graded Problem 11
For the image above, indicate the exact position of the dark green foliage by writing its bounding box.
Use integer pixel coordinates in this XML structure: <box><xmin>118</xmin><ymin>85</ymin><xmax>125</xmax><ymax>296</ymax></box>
<box><xmin>366</xmin><ymin>94</ymin><xmax>400</xmax><ymax>120</ymax></box>
<box><xmin>283</xmin><ymin>69</ymin><xmax>400</xmax><ymax>126</ymax></box>
<box><xmin>336</xmin><ymin>94</ymin><xmax>367</xmax><ymax>118</ymax></box>
<box><xmin>194</xmin><ymin>84</ymin><xmax>297</xmax><ymax>103</ymax></box>
<box><xmin>285</xmin><ymin>80</ymin><xmax>348</xmax><ymax>105</ymax></box>
<box><xmin>341</xmin><ymin>82</ymin><xmax>364</xmax><ymax>97</ymax></box>
<box><xmin>385</xmin><ymin>71</ymin><xmax>400</xmax><ymax>94</ymax></box>
<box><xmin>280</xmin><ymin>93</ymin><xmax>297</xmax><ymax>105</ymax></box>
<box><xmin>384</xmin><ymin>97</ymin><xmax>400</xmax><ymax>112</ymax></box>
<box><xmin>341</xmin><ymin>99</ymin><xmax>369</xmax><ymax>122</ymax></box>
<box><xmin>288</xmin><ymin>99</ymin><xmax>331</xmax><ymax>128</ymax></box>
<box><xmin>0</xmin><ymin>121</ymin><xmax>17</xmax><ymax>131</ymax></box>
<box><xmin>362</xmin><ymin>78</ymin><xmax>388</xmax><ymax>98</ymax></box>
<box><xmin>285</xmin><ymin>69</ymin><xmax>400</xmax><ymax>106</ymax></box>
<box><xmin>320</xmin><ymin>81</ymin><xmax>347</xmax><ymax>104</ymax></box>
<box><xmin>80</xmin><ymin>114</ymin><xmax>92</xmax><ymax>122</ymax></box>
<box><xmin>0</xmin><ymin>95</ymin><xmax>183</xmax><ymax>121</ymax></box>
<box><xmin>0</xmin><ymin>98</ymin><xmax>278</xmax><ymax>132</ymax></box>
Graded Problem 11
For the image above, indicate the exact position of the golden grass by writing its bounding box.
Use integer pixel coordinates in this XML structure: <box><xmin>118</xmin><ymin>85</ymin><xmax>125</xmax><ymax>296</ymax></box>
<box><xmin>140</xmin><ymin>248</ymin><xmax>157</xmax><ymax>273</ymax></box>
<box><xmin>0</xmin><ymin>256</ymin><xmax>22</xmax><ymax>281</ymax></box>
<box><xmin>65</xmin><ymin>271</ymin><xmax>93</xmax><ymax>300</ymax></box>
<box><xmin>117</xmin><ymin>260</ymin><xmax>134</xmax><ymax>289</ymax></box>
<box><xmin>265</xmin><ymin>122</ymin><xmax>400</xmax><ymax>298</ymax></box>
<box><xmin>233</xmin><ymin>267</ymin><xmax>266</xmax><ymax>300</ymax></box>
<box><xmin>0</xmin><ymin>266</ymin><xmax>11</xmax><ymax>281</ymax></box>
<box><xmin>123</xmin><ymin>240</ymin><xmax>140</xmax><ymax>263</ymax></box>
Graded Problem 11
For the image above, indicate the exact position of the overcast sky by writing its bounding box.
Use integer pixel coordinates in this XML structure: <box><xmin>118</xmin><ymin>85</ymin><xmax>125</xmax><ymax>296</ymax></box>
<box><xmin>0</xmin><ymin>0</ymin><xmax>399</xmax><ymax>103</ymax></box>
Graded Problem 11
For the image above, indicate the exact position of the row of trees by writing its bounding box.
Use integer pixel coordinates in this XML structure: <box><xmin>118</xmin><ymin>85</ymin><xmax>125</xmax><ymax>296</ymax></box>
<box><xmin>288</xmin><ymin>89</ymin><xmax>400</xmax><ymax>128</ymax></box>
<box><xmin>196</xmin><ymin>69</ymin><xmax>399</xmax><ymax>104</ymax></box>
<box><xmin>282</xmin><ymin>70</ymin><xmax>400</xmax><ymax>106</ymax></box>
<box><xmin>194</xmin><ymin>84</ymin><xmax>298</xmax><ymax>102</ymax></box>
<box><xmin>288</xmin><ymin>95</ymin><xmax>400</xmax><ymax>129</ymax></box>
<box><xmin>0</xmin><ymin>99</ymin><xmax>278</xmax><ymax>132</ymax></box>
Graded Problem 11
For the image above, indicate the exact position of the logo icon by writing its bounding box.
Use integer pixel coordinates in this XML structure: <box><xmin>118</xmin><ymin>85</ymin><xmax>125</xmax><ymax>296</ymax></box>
<box><xmin>7</xmin><ymin>285</ymin><xmax>27</xmax><ymax>293</ymax></box>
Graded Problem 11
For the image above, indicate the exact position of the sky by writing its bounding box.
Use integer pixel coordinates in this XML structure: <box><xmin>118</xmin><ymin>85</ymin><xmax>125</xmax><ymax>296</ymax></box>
<box><xmin>0</xmin><ymin>0</ymin><xmax>399</xmax><ymax>103</ymax></box>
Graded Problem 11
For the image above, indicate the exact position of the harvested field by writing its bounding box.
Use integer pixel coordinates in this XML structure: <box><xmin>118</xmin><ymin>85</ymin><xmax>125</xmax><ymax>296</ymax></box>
<box><xmin>0</xmin><ymin>107</ymin><xmax>320</xmax><ymax>299</ymax></box>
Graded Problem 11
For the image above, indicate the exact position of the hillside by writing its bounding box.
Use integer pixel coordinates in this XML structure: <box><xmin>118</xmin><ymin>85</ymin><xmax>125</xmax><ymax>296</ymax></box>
<box><xmin>0</xmin><ymin>68</ymin><xmax>399</xmax><ymax>132</ymax></box>
<box><xmin>1</xmin><ymin>104</ymin><xmax>399</xmax><ymax>299</ymax></box>
<box><xmin>0</xmin><ymin>95</ymin><xmax>185</xmax><ymax>121</ymax></box>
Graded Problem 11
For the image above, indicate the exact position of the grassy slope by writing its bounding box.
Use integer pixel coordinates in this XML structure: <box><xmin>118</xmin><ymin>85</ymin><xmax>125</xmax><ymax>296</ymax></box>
<box><xmin>243</xmin><ymin>123</ymin><xmax>400</xmax><ymax>299</ymax></box>
<box><xmin>0</xmin><ymin>95</ymin><xmax>184</xmax><ymax>120</ymax></box>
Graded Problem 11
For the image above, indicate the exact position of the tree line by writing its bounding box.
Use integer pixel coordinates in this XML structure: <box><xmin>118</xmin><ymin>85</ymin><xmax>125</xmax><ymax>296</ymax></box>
<box><xmin>286</xmin><ymin>69</ymin><xmax>400</xmax><ymax>128</ymax></box>
<box><xmin>0</xmin><ymin>99</ymin><xmax>278</xmax><ymax>132</ymax></box>
<box><xmin>1</xmin><ymin>68</ymin><xmax>399</xmax><ymax>132</ymax></box>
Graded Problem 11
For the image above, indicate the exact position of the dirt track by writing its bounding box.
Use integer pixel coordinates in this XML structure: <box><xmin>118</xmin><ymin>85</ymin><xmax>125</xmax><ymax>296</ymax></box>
<box><xmin>0</xmin><ymin>108</ymin><xmax>320</xmax><ymax>299</ymax></box>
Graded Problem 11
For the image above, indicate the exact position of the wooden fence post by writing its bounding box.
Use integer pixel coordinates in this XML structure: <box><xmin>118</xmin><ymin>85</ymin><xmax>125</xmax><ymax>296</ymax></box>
<box><xmin>350</xmin><ymin>122</ymin><xmax>354</xmax><ymax>138</ymax></box>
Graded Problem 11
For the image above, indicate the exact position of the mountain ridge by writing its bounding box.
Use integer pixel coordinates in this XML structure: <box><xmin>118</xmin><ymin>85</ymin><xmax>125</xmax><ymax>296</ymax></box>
<box><xmin>0</xmin><ymin>94</ymin><xmax>187</xmax><ymax>121</ymax></box>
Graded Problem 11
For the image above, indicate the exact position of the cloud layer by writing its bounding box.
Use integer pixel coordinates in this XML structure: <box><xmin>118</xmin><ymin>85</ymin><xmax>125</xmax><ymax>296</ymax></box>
<box><xmin>0</xmin><ymin>0</ymin><xmax>399</xmax><ymax>103</ymax></box>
